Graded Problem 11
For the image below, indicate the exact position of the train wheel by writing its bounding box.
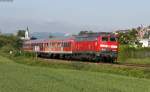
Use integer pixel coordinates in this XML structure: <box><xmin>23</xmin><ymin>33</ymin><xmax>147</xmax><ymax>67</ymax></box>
<box><xmin>94</xmin><ymin>56</ymin><xmax>100</xmax><ymax>63</ymax></box>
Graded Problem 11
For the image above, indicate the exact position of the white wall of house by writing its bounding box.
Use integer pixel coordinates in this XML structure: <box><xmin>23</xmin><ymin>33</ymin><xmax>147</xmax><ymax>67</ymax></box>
<box><xmin>139</xmin><ymin>39</ymin><xmax>150</xmax><ymax>47</ymax></box>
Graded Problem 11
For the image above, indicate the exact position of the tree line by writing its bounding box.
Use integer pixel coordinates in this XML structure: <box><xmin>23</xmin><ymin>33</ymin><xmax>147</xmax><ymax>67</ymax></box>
<box><xmin>0</xmin><ymin>33</ymin><xmax>23</xmax><ymax>52</ymax></box>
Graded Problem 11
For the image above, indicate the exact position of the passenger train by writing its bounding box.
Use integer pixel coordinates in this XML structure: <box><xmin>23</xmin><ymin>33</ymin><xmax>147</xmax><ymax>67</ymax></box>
<box><xmin>23</xmin><ymin>33</ymin><xmax>119</xmax><ymax>62</ymax></box>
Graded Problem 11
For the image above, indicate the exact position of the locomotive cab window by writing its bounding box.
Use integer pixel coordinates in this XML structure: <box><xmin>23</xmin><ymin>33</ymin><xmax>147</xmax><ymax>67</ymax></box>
<box><xmin>110</xmin><ymin>37</ymin><xmax>117</xmax><ymax>42</ymax></box>
<box><xmin>102</xmin><ymin>37</ymin><xmax>108</xmax><ymax>41</ymax></box>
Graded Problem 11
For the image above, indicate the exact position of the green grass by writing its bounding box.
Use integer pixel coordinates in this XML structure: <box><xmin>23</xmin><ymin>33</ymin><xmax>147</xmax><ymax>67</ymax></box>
<box><xmin>9</xmin><ymin>56</ymin><xmax>150</xmax><ymax>79</ymax></box>
<box><xmin>0</xmin><ymin>56</ymin><xmax>150</xmax><ymax>92</ymax></box>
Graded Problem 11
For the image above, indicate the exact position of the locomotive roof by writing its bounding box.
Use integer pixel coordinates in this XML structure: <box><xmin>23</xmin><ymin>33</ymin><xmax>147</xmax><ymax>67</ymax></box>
<box><xmin>24</xmin><ymin>36</ymin><xmax>74</xmax><ymax>44</ymax></box>
<box><xmin>49</xmin><ymin>36</ymin><xmax>74</xmax><ymax>41</ymax></box>
<box><xmin>24</xmin><ymin>33</ymin><xmax>117</xmax><ymax>44</ymax></box>
<box><xmin>75</xmin><ymin>32</ymin><xmax>116</xmax><ymax>38</ymax></box>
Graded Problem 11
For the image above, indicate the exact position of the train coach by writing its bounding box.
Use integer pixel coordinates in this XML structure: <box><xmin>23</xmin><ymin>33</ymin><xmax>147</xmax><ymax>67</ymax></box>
<box><xmin>23</xmin><ymin>33</ymin><xmax>119</xmax><ymax>62</ymax></box>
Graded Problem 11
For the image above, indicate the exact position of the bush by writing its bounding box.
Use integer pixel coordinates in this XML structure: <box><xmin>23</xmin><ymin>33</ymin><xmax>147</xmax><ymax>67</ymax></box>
<box><xmin>0</xmin><ymin>45</ymin><xmax>16</xmax><ymax>53</ymax></box>
<box><xmin>118</xmin><ymin>45</ymin><xmax>150</xmax><ymax>61</ymax></box>
<box><xmin>0</xmin><ymin>35</ymin><xmax>22</xmax><ymax>50</ymax></box>
<box><xmin>0</xmin><ymin>46</ymin><xmax>36</xmax><ymax>59</ymax></box>
<box><xmin>21</xmin><ymin>51</ymin><xmax>37</xmax><ymax>58</ymax></box>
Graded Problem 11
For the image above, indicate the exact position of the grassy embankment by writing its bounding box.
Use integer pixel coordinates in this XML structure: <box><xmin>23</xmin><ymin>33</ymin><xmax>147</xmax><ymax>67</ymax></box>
<box><xmin>0</xmin><ymin>45</ymin><xmax>150</xmax><ymax>92</ymax></box>
<box><xmin>0</xmin><ymin>31</ymin><xmax>150</xmax><ymax>91</ymax></box>
<box><xmin>0</xmin><ymin>55</ymin><xmax>150</xmax><ymax>92</ymax></box>
<box><xmin>0</xmin><ymin>50</ymin><xmax>150</xmax><ymax>79</ymax></box>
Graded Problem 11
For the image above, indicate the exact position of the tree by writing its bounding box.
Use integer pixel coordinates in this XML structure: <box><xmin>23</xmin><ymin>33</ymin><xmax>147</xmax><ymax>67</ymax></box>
<box><xmin>78</xmin><ymin>31</ymin><xmax>88</xmax><ymax>35</ymax></box>
<box><xmin>117</xmin><ymin>29</ymin><xmax>138</xmax><ymax>45</ymax></box>
<box><xmin>0</xmin><ymin>34</ymin><xmax>23</xmax><ymax>50</ymax></box>
<box><xmin>17</xmin><ymin>30</ymin><xmax>25</xmax><ymax>37</ymax></box>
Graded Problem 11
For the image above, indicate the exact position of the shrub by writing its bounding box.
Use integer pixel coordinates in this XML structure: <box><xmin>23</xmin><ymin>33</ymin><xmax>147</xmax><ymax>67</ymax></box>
<box><xmin>118</xmin><ymin>45</ymin><xmax>150</xmax><ymax>61</ymax></box>
<box><xmin>22</xmin><ymin>51</ymin><xmax>37</xmax><ymax>58</ymax></box>
<box><xmin>0</xmin><ymin>45</ymin><xmax>16</xmax><ymax>53</ymax></box>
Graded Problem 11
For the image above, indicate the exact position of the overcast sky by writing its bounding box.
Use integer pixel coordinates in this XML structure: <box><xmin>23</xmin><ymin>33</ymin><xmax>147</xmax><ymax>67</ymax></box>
<box><xmin>0</xmin><ymin>0</ymin><xmax>150</xmax><ymax>33</ymax></box>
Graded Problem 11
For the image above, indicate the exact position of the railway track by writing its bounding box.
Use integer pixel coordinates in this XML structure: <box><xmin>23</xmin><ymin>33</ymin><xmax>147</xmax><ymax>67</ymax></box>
<box><xmin>117</xmin><ymin>63</ymin><xmax>150</xmax><ymax>68</ymax></box>
<box><xmin>39</xmin><ymin>57</ymin><xmax>150</xmax><ymax>68</ymax></box>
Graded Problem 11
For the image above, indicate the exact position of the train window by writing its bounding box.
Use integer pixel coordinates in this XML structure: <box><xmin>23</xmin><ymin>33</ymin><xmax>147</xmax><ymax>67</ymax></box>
<box><xmin>76</xmin><ymin>36</ymin><xmax>97</xmax><ymax>41</ymax></box>
<box><xmin>88</xmin><ymin>37</ymin><xmax>97</xmax><ymax>41</ymax></box>
<box><xmin>65</xmin><ymin>43</ymin><xmax>67</xmax><ymax>47</ymax></box>
<box><xmin>61</xmin><ymin>42</ymin><xmax>63</xmax><ymax>47</ymax></box>
<box><xmin>52</xmin><ymin>42</ymin><xmax>55</xmax><ymax>46</ymax></box>
<box><xmin>68</xmin><ymin>42</ymin><xmax>70</xmax><ymax>47</ymax></box>
<box><xmin>45</xmin><ymin>43</ymin><xmax>48</xmax><ymax>47</ymax></box>
<box><xmin>67</xmin><ymin>43</ymin><xmax>69</xmax><ymax>47</ymax></box>
<box><xmin>66</xmin><ymin>43</ymin><xmax>68</xmax><ymax>47</ymax></box>
<box><xmin>49</xmin><ymin>42</ymin><xmax>52</xmax><ymax>47</ymax></box>
<box><xmin>110</xmin><ymin>37</ymin><xmax>117</xmax><ymax>42</ymax></box>
<box><xmin>57</xmin><ymin>42</ymin><xmax>59</xmax><ymax>47</ymax></box>
<box><xmin>56</xmin><ymin>42</ymin><xmax>58</xmax><ymax>47</ymax></box>
<box><xmin>62</xmin><ymin>42</ymin><xmax>71</xmax><ymax>47</ymax></box>
<box><xmin>68</xmin><ymin>42</ymin><xmax>71</xmax><ymax>47</ymax></box>
<box><xmin>58</xmin><ymin>42</ymin><xmax>61</xmax><ymax>47</ymax></box>
<box><xmin>63</xmin><ymin>43</ymin><xmax>66</xmax><ymax>47</ymax></box>
<box><xmin>102</xmin><ymin>37</ymin><xmax>108</xmax><ymax>41</ymax></box>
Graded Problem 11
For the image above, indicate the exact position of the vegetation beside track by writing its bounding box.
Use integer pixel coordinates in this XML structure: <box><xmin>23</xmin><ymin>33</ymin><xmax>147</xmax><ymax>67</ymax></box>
<box><xmin>0</xmin><ymin>35</ymin><xmax>150</xmax><ymax>91</ymax></box>
<box><xmin>0</xmin><ymin>34</ymin><xmax>150</xmax><ymax>65</ymax></box>
<box><xmin>1</xmin><ymin>51</ymin><xmax>150</xmax><ymax>80</ymax></box>
<box><xmin>118</xmin><ymin>45</ymin><xmax>150</xmax><ymax>64</ymax></box>
<box><xmin>0</xmin><ymin>55</ymin><xmax>150</xmax><ymax>92</ymax></box>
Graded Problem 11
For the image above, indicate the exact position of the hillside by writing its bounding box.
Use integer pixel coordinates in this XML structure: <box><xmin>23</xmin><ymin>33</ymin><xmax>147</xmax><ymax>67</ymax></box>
<box><xmin>0</xmin><ymin>56</ymin><xmax>150</xmax><ymax>92</ymax></box>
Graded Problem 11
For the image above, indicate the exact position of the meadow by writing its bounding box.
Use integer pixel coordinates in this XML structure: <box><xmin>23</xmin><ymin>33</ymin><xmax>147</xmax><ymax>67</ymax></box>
<box><xmin>1</xmin><ymin>27</ymin><xmax>150</xmax><ymax>92</ymax></box>
<box><xmin>0</xmin><ymin>55</ymin><xmax>150</xmax><ymax>92</ymax></box>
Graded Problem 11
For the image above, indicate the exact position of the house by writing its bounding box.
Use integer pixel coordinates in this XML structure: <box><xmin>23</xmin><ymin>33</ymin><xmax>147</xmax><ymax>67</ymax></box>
<box><xmin>137</xmin><ymin>25</ymin><xmax>150</xmax><ymax>47</ymax></box>
<box><xmin>139</xmin><ymin>39</ymin><xmax>150</xmax><ymax>47</ymax></box>
<box><xmin>137</xmin><ymin>25</ymin><xmax>150</xmax><ymax>39</ymax></box>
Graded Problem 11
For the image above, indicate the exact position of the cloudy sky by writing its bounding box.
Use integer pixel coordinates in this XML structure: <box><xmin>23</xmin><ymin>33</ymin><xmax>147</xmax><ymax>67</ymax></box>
<box><xmin>0</xmin><ymin>0</ymin><xmax>150</xmax><ymax>33</ymax></box>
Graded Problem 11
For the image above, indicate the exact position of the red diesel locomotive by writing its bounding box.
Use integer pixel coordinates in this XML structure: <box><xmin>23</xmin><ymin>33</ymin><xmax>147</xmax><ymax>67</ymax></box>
<box><xmin>23</xmin><ymin>33</ymin><xmax>119</xmax><ymax>62</ymax></box>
